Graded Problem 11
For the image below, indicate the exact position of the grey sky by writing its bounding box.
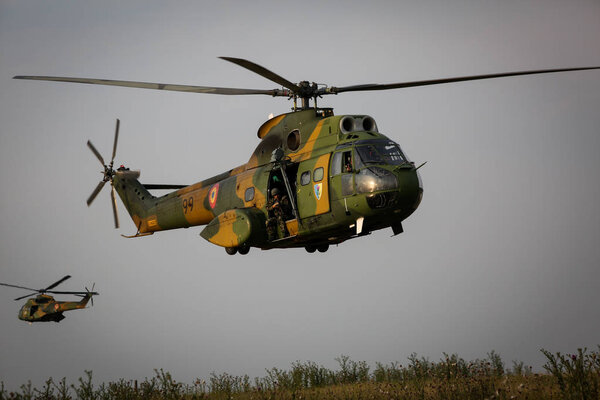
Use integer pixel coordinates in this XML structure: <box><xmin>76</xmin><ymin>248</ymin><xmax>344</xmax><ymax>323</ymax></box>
<box><xmin>1</xmin><ymin>0</ymin><xmax>599</xmax><ymax>390</ymax></box>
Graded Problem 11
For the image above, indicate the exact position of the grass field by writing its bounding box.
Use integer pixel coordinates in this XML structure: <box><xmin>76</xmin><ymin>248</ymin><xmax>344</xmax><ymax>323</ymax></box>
<box><xmin>2</xmin><ymin>346</ymin><xmax>598</xmax><ymax>399</ymax></box>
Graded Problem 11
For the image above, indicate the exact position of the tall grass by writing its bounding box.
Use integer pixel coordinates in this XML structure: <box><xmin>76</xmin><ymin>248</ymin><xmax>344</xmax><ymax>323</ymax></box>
<box><xmin>1</xmin><ymin>346</ymin><xmax>598</xmax><ymax>399</ymax></box>
<box><xmin>541</xmin><ymin>346</ymin><xmax>600</xmax><ymax>399</ymax></box>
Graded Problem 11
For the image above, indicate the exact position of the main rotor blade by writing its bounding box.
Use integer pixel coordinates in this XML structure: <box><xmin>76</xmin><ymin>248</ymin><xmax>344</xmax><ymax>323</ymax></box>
<box><xmin>14</xmin><ymin>293</ymin><xmax>38</xmax><ymax>301</ymax></box>
<box><xmin>13</xmin><ymin>76</ymin><xmax>284</xmax><ymax>96</ymax></box>
<box><xmin>111</xmin><ymin>185</ymin><xmax>120</xmax><ymax>229</ymax></box>
<box><xmin>87</xmin><ymin>140</ymin><xmax>105</xmax><ymax>166</ymax></box>
<box><xmin>0</xmin><ymin>282</ymin><xmax>38</xmax><ymax>292</ymax></box>
<box><xmin>111</xmin><ymin>119</ymin><xmax>120</xmax><ymax>165</ymax></box>
<box><xmin>330</xmin><ymin>66</ymin><xmax>600</xmax><ymax>94</ymax></box>
<box><xmin>142</xmin><ymin>184</ymin><xmax>187</xmax><ymax>190</ymax></box>
<box><xmin>47</xmin><ymin>290</ymin><xmax>99</xmax><ymax>296</ymax></box>
<box><xmin>87</xmin><ymin>180</ymin><xmax>107</xmax><ymax>206</ymax></box>
<box><xmin>44</xmin><ymin>275</ymin><xmax>72</xmax><ymax>291</ymax></box>
<box><xmin>220</xmin><ymin>57</ymin><xmax>301</xmax><ymax>93</ymax></box>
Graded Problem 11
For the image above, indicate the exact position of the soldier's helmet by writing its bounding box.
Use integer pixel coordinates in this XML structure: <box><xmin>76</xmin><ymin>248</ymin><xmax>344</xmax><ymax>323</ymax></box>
<box><xmin>271</xmin><ymin>188</ymin><xmax>280</xmax><ymax>197</ymax></box>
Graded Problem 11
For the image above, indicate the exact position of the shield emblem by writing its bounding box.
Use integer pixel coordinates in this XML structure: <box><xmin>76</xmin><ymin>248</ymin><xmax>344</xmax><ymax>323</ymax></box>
<box><xmin>314</xmin><ymin>182</ymin><xmax>323</xmax><ymax>200</ymax></box>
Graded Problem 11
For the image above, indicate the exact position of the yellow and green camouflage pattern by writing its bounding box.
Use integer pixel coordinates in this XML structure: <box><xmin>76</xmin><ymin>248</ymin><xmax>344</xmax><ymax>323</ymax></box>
<box><xmin>18</xmin><ymin>294</ymin><xmax>93</xmax><ymax>323</ymax></box>
<box><xmin>17</xmin><ymin>59</ymin><xmax>600</xmax><ymax>254</ymax></box>
<box><xmin>113</xmin><ymin>108</ymin><xmax>423</xmax><ymax>253</ymax></box>
<box><xmin>200</xmin><ymin>208</ymin><xmax>266</xmax><ymax>248</ymax></box>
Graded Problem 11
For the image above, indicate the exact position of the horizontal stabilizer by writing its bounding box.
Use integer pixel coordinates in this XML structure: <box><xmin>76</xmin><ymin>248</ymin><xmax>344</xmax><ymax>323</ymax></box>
<box><xmin>142</xmin><ymin>184</ymin><xmax>187</xmax><ymax>190</ymax></box>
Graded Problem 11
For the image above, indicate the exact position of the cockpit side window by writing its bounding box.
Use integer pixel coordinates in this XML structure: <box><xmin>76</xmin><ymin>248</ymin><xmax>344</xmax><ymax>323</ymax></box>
<box><xmin>342</xmin><ymin>151</ymin><xmax>353</xmax><ymax>173</ymax></box>
<box><xmin>353</xmin><ymin>147</ymin><xmax>365</xmax><ymax>170</ymax></box>
<box><xmin>331</xmin><ymin>152</ymin><xmax>342</xmax><ymax>176</ymax></box>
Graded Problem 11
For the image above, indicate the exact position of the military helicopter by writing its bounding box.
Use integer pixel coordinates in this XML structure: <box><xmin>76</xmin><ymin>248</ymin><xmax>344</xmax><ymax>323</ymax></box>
<box><xmin>0</xmin><ymin>275</ymin><xmax>98</xmax><ymax>323</ymax></box>
<box><xmin>13</xmin><ymin>58</ymin><xmax>600</xmax><ymax>255</ymax></box>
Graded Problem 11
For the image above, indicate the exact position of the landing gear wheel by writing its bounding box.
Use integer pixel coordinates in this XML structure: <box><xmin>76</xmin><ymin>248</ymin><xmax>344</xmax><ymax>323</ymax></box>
<box><xmin>305</xmin><ymin>245</ymin><xmax>316</xmax><ymax>253</ymax></box>
<box><xmin>238</xmin><ymin>244</ymin><xmax>250</xmax><ymax>255</ymax></box>
<box><xmin>225</xmin><ymin>247</ymin><xmax>237</xmax><ymax>255</ymax></box>
<box><xmin>317</xmin><ymin>244</ymin><xmax>329</xmax><ymax>253</ymax></box>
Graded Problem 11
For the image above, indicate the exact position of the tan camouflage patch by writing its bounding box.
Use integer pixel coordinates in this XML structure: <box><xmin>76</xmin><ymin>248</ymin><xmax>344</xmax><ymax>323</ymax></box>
<box><xmin>289</xmin><ymin>120</ymin><xmax>324</xmax><ymax>162</ymax></box>
<box><xmin>257</xmin><ymin>114</ymin><xmax>285</xmax><ymax>138</ymax></box>
<box><xmin>313</xmin><ymin>153</ymin><xmax>331</xmax><ymax>215</ymax></box>
<box><xmin>183</xmin><ymin>187</ymin><xmax>214</xmax><ymax>226</ymax></box>
<box><xmin>285</xmin><ymin>219</ymin><xmax>298</xmax><ymax>236</ymax></box>
<box><xmin>207</xmin><ymin>210</ymin><xmax>241</xmax><ymax>247</ymax></box>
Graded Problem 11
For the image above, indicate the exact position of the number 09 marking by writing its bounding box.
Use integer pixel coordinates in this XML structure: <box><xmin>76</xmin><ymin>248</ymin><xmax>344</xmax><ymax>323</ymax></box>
<box><xmin>182</xmin><ymin>197</ymin><xmax>194</xmax><ymax>214</ymax></box>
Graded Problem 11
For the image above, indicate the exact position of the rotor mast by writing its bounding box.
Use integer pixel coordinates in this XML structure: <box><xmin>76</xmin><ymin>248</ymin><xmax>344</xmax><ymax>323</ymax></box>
<box><xmin>295</xmin><ymin>81</ymin><xmax>320</xmax><ymax>111</ymax></box>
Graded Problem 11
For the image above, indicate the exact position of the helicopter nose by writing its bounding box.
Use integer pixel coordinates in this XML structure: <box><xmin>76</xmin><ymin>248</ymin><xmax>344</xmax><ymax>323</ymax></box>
<box><xmin>395</xmin><ymin>168</ymin><xmax>423</xmax><ymax>218</ymax></box>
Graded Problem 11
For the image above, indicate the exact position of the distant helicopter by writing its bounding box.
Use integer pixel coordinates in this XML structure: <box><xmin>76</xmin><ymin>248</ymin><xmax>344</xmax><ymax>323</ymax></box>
<box><xmin>13</xmin><ymin>58</ymin><xmax>600</xmax><ymax>255</ymax></box>
<box><xmin>0</xmin><ymin>275</ymin><xmax>98</xmax><ymax>323</ymax></box>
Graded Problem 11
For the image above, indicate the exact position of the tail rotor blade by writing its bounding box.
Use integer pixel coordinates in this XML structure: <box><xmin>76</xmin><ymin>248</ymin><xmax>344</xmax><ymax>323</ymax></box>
<box><xmin>111</xmin><ymin>119</ymin><xmax>120</xmax><ymax>165</ymax></box>
<box><xmin>86</xmin><ymin>120</ymin><xmax>128</xmax><ymax>228</ymax></box>
<box><xmin>111</xmin><ymin>185</ymin><xmax>120</xmax><ymax>229</ymax></box>
<box><xmin>87</xmin><ymin>180</ymin><xmax>107</xmax><ymax>206</ymax></box>
<box><xmin>87</xmin><ymin>140</ymin><xmax>105</xmax><ymax>166</ymax></box>
<box><xmin>89</xmin><ymin>283</ymin><xmax>96</xmax><ymax>306</ymax></box>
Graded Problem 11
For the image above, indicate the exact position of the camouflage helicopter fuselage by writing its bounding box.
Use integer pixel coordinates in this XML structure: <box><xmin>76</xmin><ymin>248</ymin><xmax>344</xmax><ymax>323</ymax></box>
<box><xmin>114</xmin><ymin>108</ymin><xmax>423</xmax><ymax>253</ymax></box>
<box><xmin>18</xmin><ymin>294</ymin><xmax>92</xmax><ymax>323</ymax></box>
<box><xmin>18</xmin><ymin>58</ymin><xmax>599</xmax><ymax>254</ymax></box>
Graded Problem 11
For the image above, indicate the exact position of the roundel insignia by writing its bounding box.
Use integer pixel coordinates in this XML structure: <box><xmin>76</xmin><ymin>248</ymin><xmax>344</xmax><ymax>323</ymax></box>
<box><xmin>209</xmin><ymin>183</ymin><xmax>219</xmax><ymax>209</ymax></box>
<box><xmin>314</xmin><ymin>182</ymin><xmax>323</xmax><ymax>200</ymax></box>
<box><xmin>54</xmin><ymin>303</ymin><xmax>59</xmax><ymax>310</ymax></box>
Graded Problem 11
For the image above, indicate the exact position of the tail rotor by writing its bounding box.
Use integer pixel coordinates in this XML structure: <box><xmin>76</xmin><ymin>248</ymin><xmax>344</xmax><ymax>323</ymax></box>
<box><xmin>85</xmin><ymin>283</ymin><xmax>96</xmax><ymax>307</ymax></box>
<box><xmin>86</xmin><ymin>119</ymin><xmax>122</xmax><ymax>228</ymax></box>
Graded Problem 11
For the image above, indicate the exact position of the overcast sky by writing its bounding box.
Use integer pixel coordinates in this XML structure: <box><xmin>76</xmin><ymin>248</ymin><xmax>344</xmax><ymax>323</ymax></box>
<box><xmin>1</xmin><ymin>0</ymin><xmax>599</xmax><ymax>390</ymax></box>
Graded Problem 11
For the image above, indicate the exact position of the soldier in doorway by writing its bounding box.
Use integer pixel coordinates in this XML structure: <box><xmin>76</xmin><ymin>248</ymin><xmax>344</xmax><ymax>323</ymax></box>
<box><xmin>266</xmin><ymin>187</ymin><xmax>290</xmax><ymax>241</ymax></box>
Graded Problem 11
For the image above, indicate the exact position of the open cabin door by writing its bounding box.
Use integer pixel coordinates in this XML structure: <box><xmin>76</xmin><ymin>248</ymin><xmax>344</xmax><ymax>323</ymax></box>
<box><xmin>267</xmin><ymin>162</ymin><xmax>299</xmax><ymax>238</ymax></box>
<box><xmin>296</xmin><ymin>153</ymin><xmax>331</xmax><ymax>219</ymax></box>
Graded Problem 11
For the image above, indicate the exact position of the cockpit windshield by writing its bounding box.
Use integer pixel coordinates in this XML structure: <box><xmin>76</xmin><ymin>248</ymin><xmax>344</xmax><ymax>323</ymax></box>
<box><xmin>355</xmin><ymin>145</ymin><xmax>383</xmax><ymax>164</ymax></box>
<box><xmin>355</xmin><ymin>140</ymin><xmax>407</xmax><ymax>166</ymax></box>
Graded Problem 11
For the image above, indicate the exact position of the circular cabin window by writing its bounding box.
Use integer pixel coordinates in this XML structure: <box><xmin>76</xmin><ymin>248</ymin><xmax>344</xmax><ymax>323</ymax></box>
<box><xmin>287</xmin><ymin>130</ymin><xmax>301</xmax><ymax>151</ymax></box>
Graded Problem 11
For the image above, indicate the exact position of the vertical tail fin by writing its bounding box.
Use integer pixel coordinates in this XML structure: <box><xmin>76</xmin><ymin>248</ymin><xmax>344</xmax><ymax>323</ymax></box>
<box><xmin>112</xmin><ymin>169</ymin><xmax>154</xmax><ymax>227</ymax></box>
